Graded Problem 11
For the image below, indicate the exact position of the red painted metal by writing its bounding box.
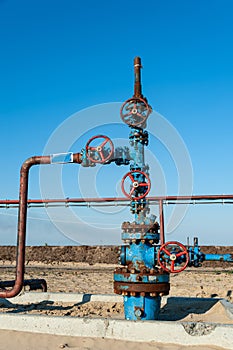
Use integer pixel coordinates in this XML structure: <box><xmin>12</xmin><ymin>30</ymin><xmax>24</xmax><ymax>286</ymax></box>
<box><xmin>121</xmin><ymin>170</ymin><xmax>151</xmax><ymax>200</ymax></box>
<box><xmin>158</xmin><ymin>241</ymin><xmax>189</xmax><ymax>274</ymax></box>
<box><xmin>120</xmin><ymin>97</ymin><xmax>151</xmax><ymax>127</ymax></box>
<box><xmin>85</xmin><ymin>135</ymin><xmax>114</xmax><ymax>163</ymax></box>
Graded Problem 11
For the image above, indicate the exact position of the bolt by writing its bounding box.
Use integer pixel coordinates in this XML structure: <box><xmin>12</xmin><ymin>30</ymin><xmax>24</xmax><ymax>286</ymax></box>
<box><xmin>134</xmin><ymin>308</ymin><xmax>143</xmax><ymax>318</ymax></box>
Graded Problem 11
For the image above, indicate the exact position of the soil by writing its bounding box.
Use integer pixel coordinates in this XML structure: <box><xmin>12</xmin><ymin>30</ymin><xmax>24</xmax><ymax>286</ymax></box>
<box><xmin>0</xmin><ymin>246</ymin><xmax>233</xmax><ymax>349</ymax></box>
<box><xmin>0</xmin><ymin>245</ymin><xmax>232</xmax><ymax>266</ymax></box>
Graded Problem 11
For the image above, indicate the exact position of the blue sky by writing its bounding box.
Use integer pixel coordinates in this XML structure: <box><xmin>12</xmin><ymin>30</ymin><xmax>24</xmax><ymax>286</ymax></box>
<box><xmin>0</xmin><ymin>0</ymin><xmax>233</xmax><ymax>245</ymax></box>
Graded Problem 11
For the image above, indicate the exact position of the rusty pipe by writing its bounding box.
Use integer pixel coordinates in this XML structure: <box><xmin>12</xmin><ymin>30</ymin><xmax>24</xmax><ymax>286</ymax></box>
<box><xmin>159</xmin><ymin>199</ymin><xmax>165</xmax><ymax>245</ymax></box>
<box><xmin>133</xmin><ymin>56</ymin><xmax>143</xmax><ymax>98</ymax></box>
<box><xmin>1</xmin><ymin>194</ymin><xmax>233</xmax><ymax>206</ymax></box>
<box><xmin>0</xmin><ymin>153</ymin><xmax>81</xmax><ymax>298</ymax></box>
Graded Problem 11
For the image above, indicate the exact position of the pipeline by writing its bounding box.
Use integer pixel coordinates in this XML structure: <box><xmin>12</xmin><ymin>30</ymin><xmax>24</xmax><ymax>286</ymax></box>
<box><xmin>0</xmin><ymin>153</ymin><xmax>82</xmax><ymax>298</ymax></box>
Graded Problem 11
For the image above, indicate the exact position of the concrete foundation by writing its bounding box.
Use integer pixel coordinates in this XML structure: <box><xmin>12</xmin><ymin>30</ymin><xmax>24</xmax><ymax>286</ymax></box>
<box><xmin>0</xmin><ymin>293</ymin><xmax>232</xmax><ymax>349</ymax></box>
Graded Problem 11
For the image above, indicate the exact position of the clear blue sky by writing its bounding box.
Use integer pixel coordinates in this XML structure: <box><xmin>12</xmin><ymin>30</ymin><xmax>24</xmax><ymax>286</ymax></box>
<box><xmin>0</xmin><ymin>0</ymin><xmax>233</xmax><ymax>245</ymax></box>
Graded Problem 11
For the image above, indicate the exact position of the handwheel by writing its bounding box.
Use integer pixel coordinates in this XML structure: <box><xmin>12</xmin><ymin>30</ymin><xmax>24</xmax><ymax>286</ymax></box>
<box><xmin>158</xmin><ymin>241</ymin><xmax>189</xmax><ymax>273</ymax></box>
<box><xmin>121</xmin><ymin>170</ymin><xmax>151</xmax><ymax>200</ymax></box>
<box><xmin>120</xmin><ymin>97</ymin><xmax>151</xmax><ymax>127</ymax></box>
<box><xmin>86</xmin><ymin>135</ymin><xmax>114</xmax><ymax>163</ymax></box>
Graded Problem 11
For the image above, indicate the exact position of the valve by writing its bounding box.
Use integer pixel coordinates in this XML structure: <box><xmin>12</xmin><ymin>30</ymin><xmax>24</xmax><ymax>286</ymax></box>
<box><xmin>158</xmin><ymin>241</ymin><xmax>189</xmax><ymax>273</ymax></box>
<box><xmin>86</xmin><ymin>135</ymin><xmax>114</xmax><ymax>163</ymax></box>
<box><xmin>121</xmin><ymin>170</ymin><xmax>151</xmax><ymax>200</ymax></box>
<box><xmin>120</xmin><ymin>97</ymin><xmax>151</xmax><ymax>127</ymax></box>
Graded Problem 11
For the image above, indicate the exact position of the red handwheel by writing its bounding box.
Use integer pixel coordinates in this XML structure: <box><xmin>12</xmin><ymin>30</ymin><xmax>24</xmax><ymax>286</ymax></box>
<box><xmin>158</xmin><ymin>241</ymin><xmax>189</xmax><ymax>273</ymax></box>
<box><xmin>121</xmin><ymin>170</ymin><xmax>151</xmax><ymax>200</ymax></box>
<box><xmin>120</xmin><ymin>97</ymin><xmax>151</xmax><ymax>127</ymax></box>
<box><xmin>86</xmin><ymin>135</ymin><xmax>114</xmax><ymax>163</ymax></box>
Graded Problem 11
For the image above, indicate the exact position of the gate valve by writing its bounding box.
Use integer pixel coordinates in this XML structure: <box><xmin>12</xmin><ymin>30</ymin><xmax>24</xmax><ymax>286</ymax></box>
<box><xmin>158</xmin><ymin>241</ymin><xmax>189</xmax><ymax>273</ymax></box>
<box><xmin>85</xmin><ymin>135</ymin><xmax>114</xmax><ymax>163</ymax></box>
<box><xmin>121</xmin><ymin>170</ymin><xmax>151</xmax><ymax>200</ymax></box>
<box><xmin>120</xmin><ymin>97</ymin><xmax>151</xmax><ymax>127</ymax></box>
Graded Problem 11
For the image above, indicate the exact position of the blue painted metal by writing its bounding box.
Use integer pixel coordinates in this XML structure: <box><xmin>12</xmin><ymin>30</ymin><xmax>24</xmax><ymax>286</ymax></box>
<box><xmin>50</xmin><ymin>152</ymin><xmax>73</xmax><ymax>164</ymax></box>
<box><xmin>121</xmin><ymin>231</ymin><xmax>159</xmax><ymax>241</ymax></box>
<box><xmin>186</xmin><ymin>237</ymin><xmax>233</xmax><ymax>266</ymax></box>
<box><xmin>113</xmin><ymin>94</ymin><xmax>170</xmax><ymax>320</ymax></box>
<box><xmin>80</xmin><ymin>58</ymin><xmax>233</xmax><ymax>321</ymax></box>
<box><xmin>124</xmin><ymin>295</ymin><xmax>161</xmax><ymax>320</ymax></box>
<box><xmin>205</xmin><ymin>254</ymin><xmax>233</xmax><ymax>262</ymax></box>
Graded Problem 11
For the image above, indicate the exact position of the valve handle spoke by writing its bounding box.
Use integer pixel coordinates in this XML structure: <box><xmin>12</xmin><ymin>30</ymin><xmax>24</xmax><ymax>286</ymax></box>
<box><xmin>139</xmin><ymin>182</ymin><xmax>148</xmax><ymax>187</ymax></box>
<box><xmin>101</xmin><ymin>138</ymin><xmax>109</xmax><ymax>147</ymax></box>
<box><xmin>129</xmin><ymin>187</ymin><xmax>135</xmax><ymax>196</ymax></box>
<box><xmin>176</xmin><ymin>251</ymin><xmax>186</xmax><ymax>258</ymax></box>
<box><xmin>162</xmin><ymin>248</ymin><xmax>171</xmax><ymax>256</ymax></box>
<box><xmin>99</xmin><ymin>151</ymin><xmax>104</xmax><ymax>161</ymax></box>
<box><xmin>129</xmin><ymin>174</ymin><xmax>135</xmax><ymax>182</ymax></box>
<box><xmin>170</xmin><ymin>260</ymin><xmax>175</xmax><ymax>273</ymax></box>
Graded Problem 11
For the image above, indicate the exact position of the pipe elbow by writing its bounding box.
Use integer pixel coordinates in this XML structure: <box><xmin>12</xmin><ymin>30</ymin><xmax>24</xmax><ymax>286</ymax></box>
<box><xmin>0</xmin><ymin>281</ymin><xmax>23</xmax><ymax>299</ymax></box>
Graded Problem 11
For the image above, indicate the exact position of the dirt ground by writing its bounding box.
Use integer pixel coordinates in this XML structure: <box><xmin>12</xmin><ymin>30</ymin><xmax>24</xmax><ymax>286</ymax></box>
<box><xmin>0</xmin><ymin>246</ymin><xmax>233</xmax><ymax>350</ymax></box>
<box><xmin>0</xmin><ymin>330</ymin><xmax>227</xmax><ymax>350</ymax></box>
<box><xmin>0</xmin><ymin>245</ymin><xmax>232</xmax><ymax>266</ymax></box>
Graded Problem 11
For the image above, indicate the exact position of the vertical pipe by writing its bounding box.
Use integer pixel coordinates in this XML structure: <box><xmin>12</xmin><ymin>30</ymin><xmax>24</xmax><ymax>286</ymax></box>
<box><xmin>0</xmin><ymin>153</ymin><xmax>81</xmax><ymax>298</ymax></box>
<box><xmin>133</xmin><ymin>57</ymin><xmax>142</xmax><ymax>98</ymax></box>
<box><xmin>159</xmin><ymin>199</ymin><xmax>165</xmax><ymax>245</ymax></box>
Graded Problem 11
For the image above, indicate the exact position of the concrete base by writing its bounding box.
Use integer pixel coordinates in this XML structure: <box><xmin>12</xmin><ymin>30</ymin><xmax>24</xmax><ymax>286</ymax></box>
<box><xmin>0</xmin><ymin>293</ymin><xmax>233</xmax><ymax>349</ymax></box>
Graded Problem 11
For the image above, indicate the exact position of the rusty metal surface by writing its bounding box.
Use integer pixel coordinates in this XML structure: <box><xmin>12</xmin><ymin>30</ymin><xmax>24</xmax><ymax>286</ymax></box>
<box><xmin>121</xmin><ymin>221</ymin><xmax>159</xmax><ymax>234</ymax></box>
<box><xmin>159</xmin><ymin>199</ymin><xmax>165</xmax><ymax>245</ymax></box>
<box><xmin>0</xmin><ymin>156</ymin><xmax>50</xmax><ymax>298</ymax></box>
<box><xmin>114</xmin><ymin>281</ymin><xmax>170</xmax><ymax>295</ymax></box>
<box><xmin>133</xmin><ymin>56</ymin><xmax>143</xmax><ymax>98</ymax></box>
<box><xmin>0</xmin><ymin>152</ymin><xmax>82</xmax><ymax>299</ymax></box>
<box><xmin>114</xmin><ymin>266</ymin><xmax>169</xmax><ymax>276</ymax></box>
<box><xmin>1</xmin><ymin>194</ymin><xmax>233</xmax><ymax>206</ymax></box>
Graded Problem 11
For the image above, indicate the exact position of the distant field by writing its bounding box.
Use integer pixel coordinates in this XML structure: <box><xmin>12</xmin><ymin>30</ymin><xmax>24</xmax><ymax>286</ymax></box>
<box><xmin>0</xmin><ymin>245</ymin><xmax>232</xmax><ymax>266</ymax></box>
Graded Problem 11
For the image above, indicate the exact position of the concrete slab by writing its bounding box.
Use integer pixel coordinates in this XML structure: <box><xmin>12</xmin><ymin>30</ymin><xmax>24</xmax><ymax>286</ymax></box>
<box><xmin>0</xmin><ymin>293</ymin><xmax>232</xmax><ymax>349</ymax></box>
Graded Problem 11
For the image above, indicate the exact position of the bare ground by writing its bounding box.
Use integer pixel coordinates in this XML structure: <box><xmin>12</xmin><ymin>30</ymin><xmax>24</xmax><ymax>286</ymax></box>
<box><xmin>0</xmin><ymin>246</ymin><xmax>233</xmax><ymax>350</ymax></box>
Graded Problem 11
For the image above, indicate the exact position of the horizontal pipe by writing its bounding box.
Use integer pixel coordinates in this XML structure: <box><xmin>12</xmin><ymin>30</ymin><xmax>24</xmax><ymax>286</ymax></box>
<box><xmin>204</xmin><ymin>254</ymin><xmax>233</xmax><ymax>262</ymax></box>
<box><xmin>1</xmin><ymin>194</ymin><xmax>233</xmax><ymax>205</ymax></box>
